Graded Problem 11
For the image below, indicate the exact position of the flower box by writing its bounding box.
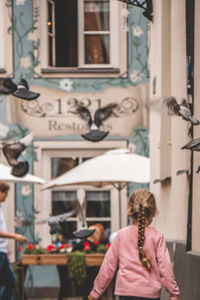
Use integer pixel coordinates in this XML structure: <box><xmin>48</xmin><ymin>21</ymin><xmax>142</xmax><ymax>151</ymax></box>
<box><xmin>85</xmin><ymin>253</ymin><xmax>105</xmax><ymax>266</ymax></box>
<box><xmin>22</xmin><ymin>253</ymin><xmax>105</xmax><ymax>266</ymax></box>
<box><xmin>22</xmin><ymin>254</ymin><xmax>67</xmax><ymax>265</ymax></box>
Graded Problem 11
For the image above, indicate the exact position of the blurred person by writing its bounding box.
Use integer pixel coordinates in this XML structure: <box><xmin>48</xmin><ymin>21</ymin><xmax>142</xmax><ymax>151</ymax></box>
<box><xmin>0</xmin><ymin>181</ymin><xmax>27</xmax><ymax>300</ymax></box>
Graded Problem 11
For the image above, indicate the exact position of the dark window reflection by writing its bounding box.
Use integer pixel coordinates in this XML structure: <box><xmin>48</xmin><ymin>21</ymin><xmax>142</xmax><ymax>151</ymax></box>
<box><xmin>48</xmin><ymin>0</ymin><xmax>78</xmax><ymax>67</ymax></box>
<box><xmin>52</xmin><ymin>191</ymin><xmax>77</xmax><ymax>239</ymax></box>
<box><xmin>51</xmin><ymin>157</ymin><xmax>79</xmax><ymax>178</ymax></box>
<box><xmin>85</xmin><ymin>34</ymin><xmax>110</xmax><ymax>64</ymax></box>
<box><xmin>52</xmin><ymin>191</ymin><xmax>77</xmax><ymax>215</ymax></box>
<box><xmin>86</xmin><ymin>191</ymin><xmax>110</xmax><ymax>217</ymax></box>
<box><xmin>59</xmin><ymin>221</ymin><xmax>77</xmax><ymax>240</ymax></box>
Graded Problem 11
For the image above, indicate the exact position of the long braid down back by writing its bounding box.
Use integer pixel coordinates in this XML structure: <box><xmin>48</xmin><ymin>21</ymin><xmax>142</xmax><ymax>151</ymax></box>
<box><xmin>128</xmin><ymin>189</ymin><xmax>157</xmax><ymax>272</ymax></box>
<box><xmin>137</xmin><ymin>204</ymin><xmax>152</xmax><ymax>272</ymax></box>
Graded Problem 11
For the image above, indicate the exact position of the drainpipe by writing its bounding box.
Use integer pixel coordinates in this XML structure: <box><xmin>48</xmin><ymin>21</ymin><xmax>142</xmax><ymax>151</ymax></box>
<box><xmin>186</xmin><ymin>0</ymin><xmax>195</xmax><ymax>251</ymax></box>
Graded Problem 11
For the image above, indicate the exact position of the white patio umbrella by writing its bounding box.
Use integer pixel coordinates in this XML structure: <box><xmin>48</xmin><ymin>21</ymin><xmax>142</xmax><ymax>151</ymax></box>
<box><xmin>0</xmin><ymin>162</ymin><xmax>45</xmax><ymax>184</ymax></box>
<box><xmin>43</xmin><ymin>149</ymin><xmax>150</xmax><ymax>227</ymax></box>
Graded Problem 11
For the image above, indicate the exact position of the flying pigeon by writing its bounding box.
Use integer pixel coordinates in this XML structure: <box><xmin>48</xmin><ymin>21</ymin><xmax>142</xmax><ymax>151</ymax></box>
<box><xmin>73</xmin><ymin>198</ymin><xmax>95</xmax><ymax>239</ymax></box>
<box><xmin>74</xmin><ymin>103</ymin><xmax>118</xmax><ymax>142</ymax></box>
<box><xmin>151</xmin><ymin>97</ymin><xmax>200</xmax><ymax>125</ymax></box>
<box><xmin>2</xmin><ymin>132</ymin><xmax>33</xmax><ymax>177</ymax></box>
<box><xmin>176</xmin><ymin>169</ymin><xmax>190</xmax><ymax>176</ymax></box>
<box><xmin>181</xmin><ymin>137</ymin><xmax>200</xmax><ymax>173</ymax></box>
<box><xmin>0</xmin><ymin>78</ymin><xmax>40</xmax><ymax>100</ymax></box>
<box><xmin>15</xmin><ymin>208</ymin><xmax>76</xmax><ymax>236</ymax></box>
<box><xmin>0</xmin><ymin>78</ymin><xmax>16</xmax><ymax>94</ymax></box>
<box><xmin>181</xmin><ymin>137</ymin><xmax>200</xmax><ymax>151</ymax></box>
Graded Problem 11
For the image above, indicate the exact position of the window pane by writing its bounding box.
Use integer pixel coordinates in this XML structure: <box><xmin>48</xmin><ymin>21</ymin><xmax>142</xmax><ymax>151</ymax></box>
<box><xmin>52</xmin><ymin>191</ymin><xmax>77</xmax><ymax>215</ymax></box>
<box><xmin>86</xmin><ymin>191</ymin><xmax>110</xmax><ymax>217</ymax></box>
<box><xmin>84</xmin><ymin>0</ymin><xmax>110</xmax><ymax>31</ymax></box>
<box><xmin>58</xmin><ymin>221</ymin><xmax>77</xmax><ymax>240</ymax></box>
<box><xmin>51</xmin><ymin>157</ymin><xmax>79</xmax><ymax>178</ymax></box>
<box><xmin>85</xmin><ymin>35</ymin><xmax>110</xmax><ymax>64</ymax></box>
<box><xmin>52</xmin><ymin>191</ymin><xmax>77</xmax><ymax>240</ymax></box>
<box><xmin>48</xmin><ymin>0</ymin><xmax>78</xmax><ymax>67</ymax></box>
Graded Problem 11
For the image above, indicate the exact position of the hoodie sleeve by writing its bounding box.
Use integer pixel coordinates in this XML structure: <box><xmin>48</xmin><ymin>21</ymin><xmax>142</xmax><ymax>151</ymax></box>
<box><xmin>156</xmin><ymin>234</ymin><xmax>180</xmax><ymax>298</ymax></box>
<box><xmin>90</xmin><ymin>234</ymin><xmax>119</xmax><ymax>299</ymax></box>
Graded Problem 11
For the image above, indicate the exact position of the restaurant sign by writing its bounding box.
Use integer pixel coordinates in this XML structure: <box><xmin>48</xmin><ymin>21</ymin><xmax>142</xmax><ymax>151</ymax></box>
<box><xmin>6</xmin><ymin>85</ymin><xmax>146</xmax><ymax>138</ymax></box>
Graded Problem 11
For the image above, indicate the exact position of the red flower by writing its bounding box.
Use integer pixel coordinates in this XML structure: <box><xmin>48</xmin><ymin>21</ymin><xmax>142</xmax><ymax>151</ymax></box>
<box><xmin>106</xmin><ymin>243</ymin><xmax>111</xmax><ymax>248</ymax></box>
<box><xmin>59</xmin><ymin>243</ymin><xmax>65</xmax><ymax>249</ymax></box>
<box><xmin>17</xmin><ymin>246</ymin><xmax>22</xmax><ymax>252</ymax></box>
<box><xmin>46</xmin><ymin>244</ymin><xmax>55</xmax><ymax>252</ymax></box>
<box><xmin>84</xmin><ymin>241</ymin><xmax>90</xmax><ymax>251</ymax></box>
<box><xmin>94</xmin><ymin>241</ymin><xmax>99</xmax><ymax>246</ymax></box>
<box><xmin>27</xmin><ymin>243</ymin><xmax>34</xmax><ymax>251</ymax></box>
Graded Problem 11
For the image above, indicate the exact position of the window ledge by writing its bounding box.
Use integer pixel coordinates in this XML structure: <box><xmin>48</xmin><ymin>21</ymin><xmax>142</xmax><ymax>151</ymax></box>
<box><xmin>41</xmin><ymin>67</ymin><xmax>120</xmax><ymax>74</ymax></box>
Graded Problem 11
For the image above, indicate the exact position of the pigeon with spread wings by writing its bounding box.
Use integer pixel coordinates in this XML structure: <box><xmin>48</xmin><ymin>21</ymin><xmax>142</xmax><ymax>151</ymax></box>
<box><xmin>75</xmin><ymin>103</ymin><xmax>118</xmax><ymax>142</ymax></box>
<box><xmin>15</xmin><ymin>208</ymin><xmax>77</xmax><ymax>235</ymax></box>
<box><xmin>0</xmin><ymin>78</ymin><xmax>40</xmax><ymax>100</ymax></box>
<box><xmin>2</xmin><ymin>133</ymin><xmax>33</xmax><ymax>177</ymax></box>
<box><xmin>151</xmin><ymin>97</ymin><xmax>200</xmax><ymax>125</ymax></box>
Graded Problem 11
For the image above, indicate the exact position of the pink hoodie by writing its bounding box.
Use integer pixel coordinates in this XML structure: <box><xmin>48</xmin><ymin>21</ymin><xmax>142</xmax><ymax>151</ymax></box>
<box><xmin>90</xmin><ymin>225</ymin><xmax>180</xmax><ymax>299</ymax></box>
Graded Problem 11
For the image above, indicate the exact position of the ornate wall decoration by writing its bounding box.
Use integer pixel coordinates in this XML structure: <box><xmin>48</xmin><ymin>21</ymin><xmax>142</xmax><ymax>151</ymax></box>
<box><xmin>20</xmin><ymin>97</ymin><xmax>139</xmax><ymax>119</ymax></box>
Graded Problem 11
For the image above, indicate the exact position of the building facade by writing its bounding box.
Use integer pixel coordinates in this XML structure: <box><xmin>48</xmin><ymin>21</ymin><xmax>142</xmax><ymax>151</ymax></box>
<box><xmin>0</xmin><ymin>0</ymin><xmax>149</xmax><ymax>295</ymax></box>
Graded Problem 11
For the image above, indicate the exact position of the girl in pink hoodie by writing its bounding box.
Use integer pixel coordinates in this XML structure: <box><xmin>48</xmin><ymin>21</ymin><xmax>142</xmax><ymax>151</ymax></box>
<box><xmin>88</xmin><ymin>189</ymin><xmax>180</xmax><ymax>300</ymax></box>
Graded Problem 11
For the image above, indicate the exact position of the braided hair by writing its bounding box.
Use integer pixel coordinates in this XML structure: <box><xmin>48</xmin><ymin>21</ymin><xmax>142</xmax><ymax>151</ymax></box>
<box><xmin>128</xmin><ymin>189</ymin><xmax>157</xmax><ymax>272</ymax></box>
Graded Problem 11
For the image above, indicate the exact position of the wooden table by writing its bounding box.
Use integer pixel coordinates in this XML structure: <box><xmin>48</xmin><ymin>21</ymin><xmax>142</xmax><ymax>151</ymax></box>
<box><xmin>22</xmin><ymin>254</ymin><xmax>113</xmax><ymax>300</ymax></box>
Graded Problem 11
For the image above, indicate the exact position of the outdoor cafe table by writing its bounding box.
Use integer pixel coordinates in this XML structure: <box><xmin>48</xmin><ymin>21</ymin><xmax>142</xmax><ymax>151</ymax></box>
<box><xmin>22</xmin><ymin>253</ymin><xmax>114</xmax><ymax>300</ymax></box>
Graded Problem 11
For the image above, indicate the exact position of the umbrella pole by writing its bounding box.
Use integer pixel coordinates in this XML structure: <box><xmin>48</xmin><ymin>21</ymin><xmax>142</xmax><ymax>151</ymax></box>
<box><xmin>118</xmin><ymin>187</ymin><xmax>122</xmax><ymax>228</ymax></box>
<box><xmin>113</xmin><ymin>183</ymin><xmax>127</xmax><ymax>229</ymax></box>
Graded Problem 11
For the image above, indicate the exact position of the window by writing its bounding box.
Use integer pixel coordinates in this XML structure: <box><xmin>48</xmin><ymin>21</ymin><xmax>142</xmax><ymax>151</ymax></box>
<box><xmin>50</xmin><ymin>156</ymin><xmax>111</xmax><ymax>241</ymax></box>
<box><xmin>40</xmin><ymin>0</ymin><xmax>126</xmax><ymax>74</ymax></box>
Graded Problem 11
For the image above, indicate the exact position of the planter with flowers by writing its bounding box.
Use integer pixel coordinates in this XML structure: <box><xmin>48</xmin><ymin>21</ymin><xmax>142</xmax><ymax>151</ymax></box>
<box><xmin>21</xmin><ymin>241</ymin><xmax>110</xmax><ymax>265</ymax></box>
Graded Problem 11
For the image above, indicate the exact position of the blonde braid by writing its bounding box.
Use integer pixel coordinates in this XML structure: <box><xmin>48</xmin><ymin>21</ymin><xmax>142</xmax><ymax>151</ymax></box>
<box><xmin>137</xmin><ymin>204</ymin><xmax>152</xmax><ymax>272</ymax></box>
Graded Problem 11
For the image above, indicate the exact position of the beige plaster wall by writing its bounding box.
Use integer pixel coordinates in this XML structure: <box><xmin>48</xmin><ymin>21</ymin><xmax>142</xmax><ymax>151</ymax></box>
<box><xmin>150</xmin><ymin>0</ymin><xmax>189</xmax><ymax>240</ymax></box>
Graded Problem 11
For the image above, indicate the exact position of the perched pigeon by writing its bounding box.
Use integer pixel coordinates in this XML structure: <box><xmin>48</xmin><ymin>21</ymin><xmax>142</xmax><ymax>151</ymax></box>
<box><xmin>2</xmin><ymin>132</ymin><xmax>33</xmax><ymax>177</ymax></box>
<box><xmin>74</xmin><ymin>103</ymin><xmax>118</xmax><ymax>142</ymax></box>
<box><xmin>151</xmin><ymin>97</ymin><xmax>200</xmax><ymax>125</ymax></box>
<box><xmin>181</xmin><ymin>137</ymin><xmax>200</xmax><ymax>151</ymax></box>
<box><xmin>0</xmin><ymin>78</ymin><xmax>40</xmax><ymax>100</ymax></box>
<box><xmin>153</xmin><ymin>177</ymin><xmax>171</xmax><ymax>184</ymax></box>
